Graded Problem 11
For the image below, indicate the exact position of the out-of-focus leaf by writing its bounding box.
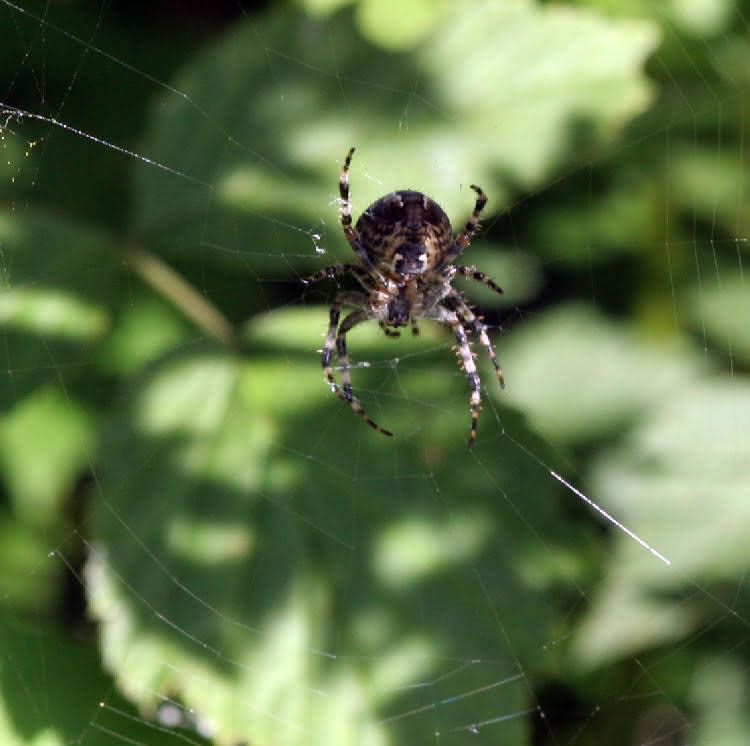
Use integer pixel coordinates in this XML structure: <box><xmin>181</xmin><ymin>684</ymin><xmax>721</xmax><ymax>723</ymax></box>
<box><xmin>691</xmin><ymin>657</ymin><xmax>750</xmax><ymax>746</ymax></box>
<box><xmin>580</xmin><ymin>0</ymin><xmax>733</xmax><ymax>37</ymax></box>
<box><xmin>87</xmin><ymin>307</ymin><xmax>583</xmax><ymax>746</ymax></box>
<box><xmin>0</xmin><ymin>618</ymin><xmax>165</xmax><ymax>746</ymax></box>
<box><xmin>0</xmin><ymin>385</ymin><xmax>95</xmax><ymax>525</ymax></box>
<box><xmin>0</xmin><ymin>208</ymin><xmax>121</xmax><ymax>408</ymax></box>
<box><xmin>302</xmin><ymin>0</ymin><xmax>352</xmax><ymax>15</ymax></box>
<box><xmin>669</xmin><ymin>148</ymin><xmax>749</xmax><ymax>238</ymax></box>
<box><xmin>498</xmin><ymin>304</ymin><xmax>704</xmax><ymax>445</ymax></box>
<box><xmin>572</xmin><ymin>378</ymin><xmax>750</xmax><ymax>666</ymax></box>
<box><xmin>667</xmin><ymin>0</ymin><xmax>734</xmax><ymax>36</ymax></box>
<box><xmin>98</xmin><ymin>294</ymin><xmax>192</xmax><ymax>375</ymax></box>
<box><xmin>0</xmin><ymin>385</ymin><xmax>96</xmax><ymax>613</ymax></box>
<box><xmin>456</xmin><ymin>246</ymin><xmax>542</xmax><ymax>307</ymax></box>
<box><xmin>532</xmin><ymin>172</ymin><xmax>662</xmax><ymax>265</ymax></box>
<box><xmin>0</xmin><ymin>209</ymin><xmax>119</xmax><ymax>310</ymax></box>
<box><xmin>685</xmin><ymin>271</ymin><xmax>750</xmax><ymax>366</ymax></box>
<box><xmin>355</xmin><ymin>0</ymin><xmax>444</xmax><ymax>49</ymax></box>
<box><xmin>0</xmin><ymin>515</ymin><xmax>57</xmax><ymax>608</ymax></box>
<box><xmin>420</xmin><ymin>3</ymin><xmax>657</xmax><ymax>185</ymax></box>
<box><xmin>132</xmin><ymin>3</ymin><xmax>658</xmax><ymax>288</ymax></box>
<box><xmin>0</xmin><ymin>287</ymin><xmax>107</xmax><ymax>339</ymax></box>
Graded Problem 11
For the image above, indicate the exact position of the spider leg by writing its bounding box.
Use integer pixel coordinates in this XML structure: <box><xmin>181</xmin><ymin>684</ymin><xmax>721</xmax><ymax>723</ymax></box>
<box><xmin>302</xmin><ymin>263</ymin><xmax>372</xmax><ymax>286</ymax></box>
<box><xmin>455</xmin><ymin>265</ymin><xmax>503</xmax><ymax>295</ymax></box>
<box><xmin>453</xmin><ymin>295</ymin><xmax>505</xmax><ymax>389</ymax></box>
<box><xmin>338</xmin><ymin>147</ymin><xmax>384</xmax><ymax>274</ymax></box>
<box><xmin>339</xmin><ymin>147</ymin><xmax>357</xmax><ymax>243</ymax></box>
<box><xmin>323</xmin><ymin>304</ymin><xmax>393</xmax><ymax>437</ymax></box>
<box><xmin>336</xmin><ymin>290</ymin><xmax>369</xmax><ymax>308</ymax></box>
<box><xmin>446</xmin><ymin>184</ymin><xmax>487</xmax><ymax>262</ymax></box>
<box><xmin>446</xmin><ymin>311</ymin><xmax>482</xmax><ymax>448</ymax></box>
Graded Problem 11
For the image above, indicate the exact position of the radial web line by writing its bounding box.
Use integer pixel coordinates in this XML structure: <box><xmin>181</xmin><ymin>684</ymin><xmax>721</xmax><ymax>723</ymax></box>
<box><xmin>550</xmin><ymin>471</ymin><xmax>671</xmax><ymax>566</ymax></box>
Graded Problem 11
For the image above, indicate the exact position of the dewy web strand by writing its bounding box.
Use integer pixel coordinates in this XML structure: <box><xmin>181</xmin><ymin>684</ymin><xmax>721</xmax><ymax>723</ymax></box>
<box><xmin>0</xmin><ymin>104</ymin><xmax>211</xmax><ymax>187</ymax></box>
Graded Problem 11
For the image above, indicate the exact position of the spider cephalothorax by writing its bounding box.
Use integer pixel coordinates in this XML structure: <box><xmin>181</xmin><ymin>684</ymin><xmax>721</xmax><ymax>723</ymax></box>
<box><xmin>303</xmin><ymin>147</ymin><xmax>505</xmax><ymax>447</ymax></box>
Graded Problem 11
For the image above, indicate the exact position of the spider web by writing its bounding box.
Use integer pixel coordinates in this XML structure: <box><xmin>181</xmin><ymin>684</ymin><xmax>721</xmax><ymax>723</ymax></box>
<box><xmin>1</xmin><ymin>1</ymin><xmax>749</xmax><ymax>745</ymax></box>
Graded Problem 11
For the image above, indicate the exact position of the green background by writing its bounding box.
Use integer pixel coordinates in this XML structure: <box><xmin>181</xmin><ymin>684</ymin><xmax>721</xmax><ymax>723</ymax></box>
<box><xmin>1</xmin><ymin>1</ymin><xmax>749</xmax><ymax>744</ymax></box>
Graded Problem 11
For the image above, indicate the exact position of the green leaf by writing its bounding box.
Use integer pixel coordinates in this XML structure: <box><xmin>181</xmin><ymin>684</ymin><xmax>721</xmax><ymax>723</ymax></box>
<box><xmin>0</xmin><ymin>385</ymin><xmax>96</xmax><ymax>525</ymax></box>
<box><xmin>666</xmin><ymin>0</ymin><xmax>734</xmax><ymax>36</ymax></box>
<box><xmin>98</xmin><ymin>294</ymin><xmax>192</xmax><ymax>375</ymax></box>
<box><xmin>669</xmin><ymin>147</ymin><xmax>749</xmax><ymax>238</ymax></box>
<box><xmin>87</xmin><ymin>307</ymin><xmax>580</xmax><ymax>745</ymax></box>
<box><xmin>692</xmin><ymin>657</ymin><xmax>750</xmax><ymax>746</ymax></box>
<box><xmin>0</xmin><ymin>208</ymin><xmax>120</xmax><ymax>408</ymax></box>
<box><xmin>0</xmin><ymin>287</ymin><xmax>107</xmax><ymax>339</ymax></box>
<box><xmin>455</xmin><ymin>245</ymin><xmax>542</xmax><ymax>307</ymax></box>
<box><xmin>355</xmin><ymin>0</ymin><xmax>445</xmax><ymax>50</ymax></box>
<box><xmin>572</xmin><ymin>378</ymin><xmax>750</xmax><ymax>667</ymax></box>
<box><xmin>0</xmin><ymin>618</ymin><xmax>163</xmax><ymax>746</ymax></box>
<box><xmin>0</xmin><ymin>515</ymin><xmax>58</xmax><ymax>608</ymax></box>
<box><xmin>531</xmin><ymin>171</ymin><xmax>663</xmax><ymax>265</ymax></box>
<box><xmin>0</xmin><ymin>385</ymin><xmax>96</xmax><ymax>614</ymax></box>
<box><xmin>132</xmin><ymin>4</ymin><xmax>658</xmax><ymax>287</ymax></box>
<box><xmin>498</xmin><ymin>304</ymin><xmax>704</xmax><ymax>445</ymax></box>
<box><xmin>686</xmin><ymin>271</ymin><xmax>750</xmax><ymax>366</ymax></box>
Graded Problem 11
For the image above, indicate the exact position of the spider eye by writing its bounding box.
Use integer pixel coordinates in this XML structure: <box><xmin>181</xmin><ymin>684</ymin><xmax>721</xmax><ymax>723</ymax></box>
<box><xmin>393</xmin><ymin>242</ymin><xmax>427</xmax><ymax>275</ymax></box>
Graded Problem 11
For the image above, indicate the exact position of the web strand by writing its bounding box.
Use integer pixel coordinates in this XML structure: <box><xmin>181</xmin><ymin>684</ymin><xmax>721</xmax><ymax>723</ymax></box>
<box><xmin>550</xmin><ymin>471</ymin><xmax>671</xmax><ymax>566</ymax></box>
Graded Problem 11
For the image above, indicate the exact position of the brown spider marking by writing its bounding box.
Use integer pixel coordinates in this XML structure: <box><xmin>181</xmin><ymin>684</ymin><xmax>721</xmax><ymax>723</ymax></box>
<box><xmin>303</xmin><ymin>147</ymin><xmax>504</xmax><ymax>447</ymax></box>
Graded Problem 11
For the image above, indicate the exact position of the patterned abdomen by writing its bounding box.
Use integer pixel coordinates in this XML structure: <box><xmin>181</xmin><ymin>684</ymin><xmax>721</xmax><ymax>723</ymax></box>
<box><xmin>356</xmin><ymin>190</ymin><xmax>454</xmax><ymax>276</ymax></box>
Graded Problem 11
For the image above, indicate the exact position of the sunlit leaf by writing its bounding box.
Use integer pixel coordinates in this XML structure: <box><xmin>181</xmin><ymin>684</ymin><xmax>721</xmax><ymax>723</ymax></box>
<box><xmin>498</xmin><ymin>304</ymin><xmax>704</xmax><ymax>445</ymax></box>
<box><xmin>0</xmin><ymin>208</ymin><xmax>120</xmax><ymax>408</ymax></box>
<box><xmin>87</xmin><ymin>308</ymin><xmax>581</xmax><ymax>746</ymax></box>
<box><xmin>0</xmin><ymin>619</ymin><xmax>159</xmax><ymax>746</ymax></box>
<box><xmin>0</xmin><ymin>385</ymin><xmax>95</xmax><ymax>524</ymax></box>
<box><xmin>686</xmin><ymin>271</ymin><xmax>750</xmax><ymax>366</ymax></box>
<box><xmin>132</xmin><ymin>3</ymin><xmax>658</xmax><ymax>291</ymax></box>
<box><xmin>572</xmin><ymin>378</ymin><xmax>750</xmax><ymax>666</ymax></box>
<box><xmin>691</xmin><ymin>657</ymin><xmax>750</xmax><ymax>746</ymax></box>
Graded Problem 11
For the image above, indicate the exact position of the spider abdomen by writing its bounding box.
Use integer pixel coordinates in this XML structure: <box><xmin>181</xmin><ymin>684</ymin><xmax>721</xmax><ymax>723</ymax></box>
<box><xmin>356</xmin><ymin>190</ymin><xmax>453</xmax><ymax>277</ymax></box>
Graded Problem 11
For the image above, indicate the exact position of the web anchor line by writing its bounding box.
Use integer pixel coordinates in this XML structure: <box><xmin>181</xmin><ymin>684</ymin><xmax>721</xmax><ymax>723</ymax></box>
<box><xmin>550</xmin><ymin>471</ymin><xmax>671</xmax><ymax>566</ymax></box>
<box><xmin>0</xmin><ymin>104</ymin><xmax>211</xmax><ymax>188</ymax></box>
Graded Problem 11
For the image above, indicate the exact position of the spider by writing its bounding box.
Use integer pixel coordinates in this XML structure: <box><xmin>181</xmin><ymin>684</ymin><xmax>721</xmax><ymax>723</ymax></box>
<box><xmin>303</xmin><ymin>147</ymin><xmax>505</xmax><ymax>447</ymax></box>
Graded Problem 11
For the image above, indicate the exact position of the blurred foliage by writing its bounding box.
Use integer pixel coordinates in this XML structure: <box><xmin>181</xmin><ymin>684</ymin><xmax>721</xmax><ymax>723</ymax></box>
<box><xmin>1</xmin><ymin>0</ymin><xmax>749</xmax><ymax>745</ymax></box>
